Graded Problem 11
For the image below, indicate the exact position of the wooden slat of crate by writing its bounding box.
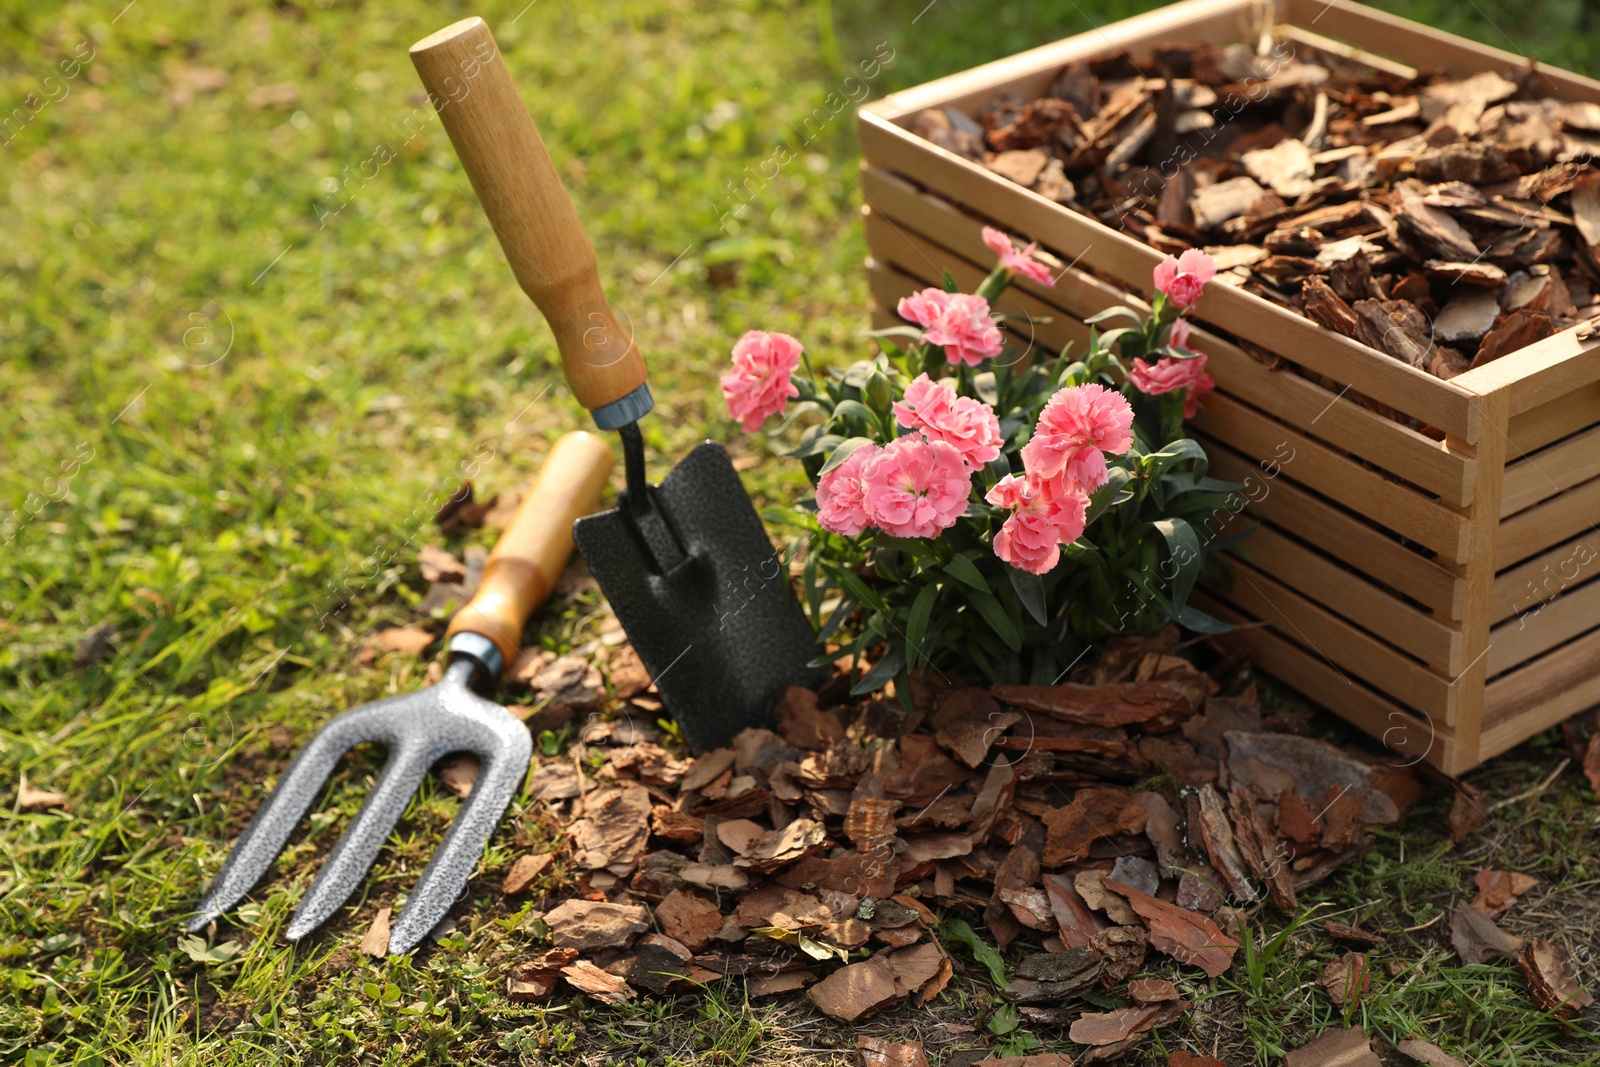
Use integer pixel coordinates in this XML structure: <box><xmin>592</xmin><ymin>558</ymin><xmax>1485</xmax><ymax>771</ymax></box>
<box><xmin>1284</xmin><ymin>0</ymin><xmax>1600</xmax><ymax>103</ymax></box>
<box><xmin>1193</xmin><ymin>393</ymin><xmax>1471</xmax><ymax>563</ymax></box>
<box><xmin>861</xmin><ymin>165</ymin><xmax>1477</xmax><ymax>507</ymax></box>
<box><xmin>1193</xmin><ymin>593</ymin><xmax>1461</xmax><ymax>772</ymax></box>
<box><xmin>1231</xmin><ymin>523</ymin><xmax>1462</xmax><ymax>672</ymax></box>
<box><xmin>1217</xmin><ymin>558</ymin><xmax>1459</xmax><ymax>720</ymax></box>
<box><xmin>1480</xmin><ymin>625</ymin><xmax>1600</xmax><ymax>761</ymax></box>
<box><xmin>1492</xmin><ymin>532</ymin><xmax>1599</xmax><ymax>624</ymax></box>
<box><xmin>1499</xmin><ymin>423</ymin><xmax>1600</xmax><ymax>518</ymax></box>
<box><xmin>1487</xmin><ymin>577</ymin><xmax>1600</xmax><ymax>677</ymax></box>
<box><xmin>1200</xmin><ymin>440</ymin><xmax>1466</xmax><ymax>620</ymax></box>
<box><xmin>1506</xmin><ymin>381</ymin><xmax>1600</xmax><ymax>456</ymax></box>
<box><xmin>1496</xmin><ymin>475</ymin><xmax>1600</xmax><ymax>570</ymax></box>
<box><xmin>872</xmin><ymin>0</ymin><xmax>1255</xmax><ymax>118</ymax></box>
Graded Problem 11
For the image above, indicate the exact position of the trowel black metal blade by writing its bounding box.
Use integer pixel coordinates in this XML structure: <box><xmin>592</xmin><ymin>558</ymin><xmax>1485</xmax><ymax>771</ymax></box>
<box><xmin>574</xmin><ymin>441</ymin><xmax>825</xmax><ymax>752</ymax></box>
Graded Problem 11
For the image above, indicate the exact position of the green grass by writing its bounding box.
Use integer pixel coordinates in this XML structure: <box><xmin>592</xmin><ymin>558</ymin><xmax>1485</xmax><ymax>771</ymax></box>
<box><xmin>3</xmin><ymin>0</ymin><xmax>1599</xmax><ymax>1063</ymax></box>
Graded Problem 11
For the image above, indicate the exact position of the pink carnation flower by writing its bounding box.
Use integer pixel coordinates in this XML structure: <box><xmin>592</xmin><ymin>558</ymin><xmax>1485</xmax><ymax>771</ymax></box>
<box><xmin>984</xmin><ymin>472</ymin><xmax>1089</xmax><ymax>575</ymax></box>
<box><xmin>896</xmin><ymin>287</ymin><xmax>1004</xmax><ymax>367</ymax></box>
<box><xmin>892</xmin><ymin>373</ymin><xmax>1003</xmax><ymax>472</ymax></box>
<box><xmin>816</xmin><ymin>442</ymin><xmax>880</xmax><ymax>536</ymax></box>
<box><xmin>1152</xmin><ymin>249</ymin><xmax>1216</xmax><ymax>310</ymax></box>
<box><xmin>720</xmin><ymin>330</ymin><xmax>802</xmax><ymax>432</ymax></box>
<box><xmin>1020</xmin><ymin>383</ymin><xmax>1135</xmax><ymax>492</ymax></box>
<box><xmin>981</xmin><ymin>226</ymin><xmax>1056</xmax><ymax>286</ymax></box>
<box><xmin>860</xmin><ymin>434</ymin><xmax>972</xmax><ymax>539</ymax></box>
<box><xmin>1128</xmin><ymin>351</ymin><xmax>1217</xmax><ymax>418</ymax></box>
<box><xmin>896</xmin><ymin>288</ymin><xmax>950</xmax><ymax>332</ymax></box>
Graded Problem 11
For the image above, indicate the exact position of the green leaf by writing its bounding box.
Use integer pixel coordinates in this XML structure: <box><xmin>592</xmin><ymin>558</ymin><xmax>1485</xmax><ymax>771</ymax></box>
<box><xmin>1176</xmin><ymin>603</ymin><xmax>1233</xmax><ymax>634</ymax></box>
<box><xmin>1153</xmin><ymin>517</ymin><xmax>1201</xmax><ymax>607</ymax></box>
<box><xmin>818</xmin><ymin>436</ymin><xmax>876</xmax><ymax>475</ymax></box>
<box><xmin>850</xmin><ymin>639</ymin><xmax>905</xmax><ymax>696</ymax></box>
<box><xmin>787</xmin><ymin>431</ymin><xmax>844</xmax><ymax>460</ymax></box>
<box><xmin>1083</xmin><ymin>467</ymin><xmax>1135</xmax><ymax>525</ymax></box>
<box><xmin>838</xmin><ymin>570</ymin><xmax>890</xmax><ymax>616</ymax></box>
<box><xmin>1083</xmin><ymin>305</ymin><xmax>1143</xmax><ymax>327</ymax></box>
<box><xmin>988</xmin><ymin>1002</ymin><xmax>1021</xmax><ymax>1036</ymax></box>
<box><xmin>830</xmin><ymin>399</ymin><xmax>877</xmax><ymax>427</ymax></box>
<box><xmin>861</xmin><ymin>325</ymin><xmax>926</xmax><ymax>342</ymax></box>
<box><xmin>904</xmin><ymin>581</ymin><xmax>939</xmax><ymax>671</ymax></box>
<box><xmin>1007</xmin><ymin>566</ymin><xmax>1048</xmax><ymax>625</ymax></box>
<box><xmin>966</xmin><ymin>585</ymin><xmax>1022</xmax><ymax>651</ymax></box>
<box><xmin>943</xmin><ymin>553</ymin><xmax>989</xmax><ymax>592</ymax></box>
<box><xmin>940</xmin><ymin>918</ymin><xmax>1008</xmax><ymax>988</ymax></box>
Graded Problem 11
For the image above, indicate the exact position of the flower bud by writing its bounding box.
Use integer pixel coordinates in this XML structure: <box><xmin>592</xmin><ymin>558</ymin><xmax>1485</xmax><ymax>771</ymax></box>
<box><xmin>864</xmin><ymin>370</ymin><xmax>893</xmax><ymax>415</ymax></box>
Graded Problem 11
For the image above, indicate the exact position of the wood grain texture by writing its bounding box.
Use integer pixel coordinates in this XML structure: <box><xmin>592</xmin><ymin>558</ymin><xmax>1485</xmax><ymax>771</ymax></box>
<box><xmin>410</xmin><ymin>18</ymin><xmax>646</xmax><ymax>412</ymax></box>
<box><xmin>446</xmin><ymin>430</ymin><xmax>614</xmax><ymax>669</ymax></box>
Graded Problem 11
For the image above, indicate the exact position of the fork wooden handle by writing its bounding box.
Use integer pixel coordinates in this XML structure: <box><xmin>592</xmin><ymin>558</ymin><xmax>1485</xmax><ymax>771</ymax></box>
<box><xmin>447</xmin><ymin>430</ymin><xmax>614</xmax><ymax>671</ymax></box>
<box><xmin>410</xmin><ymin>17</ymin><xmax>650</xmax><ymax>426</ymax></box>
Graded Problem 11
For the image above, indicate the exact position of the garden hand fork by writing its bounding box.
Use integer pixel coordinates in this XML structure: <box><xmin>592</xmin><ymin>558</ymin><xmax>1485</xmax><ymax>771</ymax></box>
<box><xmin>190</xmin><ymin>430</ymin><xmax>614</xmax><ymax>954</ymax></box>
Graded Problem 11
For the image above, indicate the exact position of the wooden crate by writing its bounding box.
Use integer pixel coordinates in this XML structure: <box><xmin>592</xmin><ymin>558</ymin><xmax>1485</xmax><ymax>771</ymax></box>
<box><xmin>857</xmin><ymin>0</ymin><xmax>1600</xmax><ymax>773</ymax></box>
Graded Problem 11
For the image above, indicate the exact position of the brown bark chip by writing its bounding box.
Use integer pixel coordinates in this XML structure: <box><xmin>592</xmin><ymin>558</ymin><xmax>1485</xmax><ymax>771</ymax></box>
<box><xmin>857</xmin><ymin>1037</ymin><xmax>930</xmax><ymax>1067</ymax></box>
<box><xmin>544</xmin><ymin>899</ymin><xmax>650</xmax><ymax>951</ymax></box>
<box><xmin>508</xmin><ymin>948</ymin><xmax>578</xmax><ymax>1002</ymax></box>
<box><xmin>560</xmin><ymin>959</ymin><xmax>635</xmax><ymax>1004</ymax></box>
<box><xmin>806</xmin><ymin>955</ymin><xmax>903</xmax><ymax>1023</ymax></box>
<box><xmin>501</xmin><ymin>853</ymin><xmax>553</xmax><ymax>895</ymax></box>
<box><xmin>1041</xmin><ymin>787</ymin><xmax>1148</xmax><ymax>866</ymax></box>
<box><xmin>656</xmin><ymin>889</ymin><xmax>723</xmax><ymax>952</ymax></box>
<box><xmin>1104</xmin><ymin>878</ymin><xmax>1239</xmax><ymax>977</ymax></box>
<box><xmin>570</xmin><ymin>784</ymin><xmax>653</xmax><ymax>872</ymax></box>
<box><xmin>1518</xmin><ymin>937</ymin><xmax>1595</xmax><ymax>1017</ymax></box>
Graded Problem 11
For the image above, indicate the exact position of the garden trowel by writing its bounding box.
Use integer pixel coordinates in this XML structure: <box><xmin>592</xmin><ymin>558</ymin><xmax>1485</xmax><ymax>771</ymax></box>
<box><xmin>190</xmin><ymin>430</ymin><xmax>614</xmax><ymax>954</ymax></box>
<box><xmin>411</xmin><ymin>18</ymin><xmax>824</xmax><ymax>753</ymax></box>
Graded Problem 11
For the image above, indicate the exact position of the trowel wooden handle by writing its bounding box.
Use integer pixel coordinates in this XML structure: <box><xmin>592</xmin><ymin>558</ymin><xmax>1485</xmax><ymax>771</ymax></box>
<box><xmin>447</xmin><ymin>430</ymin><xmax>614</xmax><ymax>672</ymax></box>
<box><xmin>410</xmin><ymin>18</ymin><xmax>648</xmax><ymax>421</ymax></box>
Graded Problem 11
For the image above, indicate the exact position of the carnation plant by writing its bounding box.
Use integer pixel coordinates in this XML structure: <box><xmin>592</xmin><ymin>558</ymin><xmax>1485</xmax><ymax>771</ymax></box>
<box><xmin>721</xmin><ymin>237</ymin><xmax>1246</xmax><ymax>695</ymax></box>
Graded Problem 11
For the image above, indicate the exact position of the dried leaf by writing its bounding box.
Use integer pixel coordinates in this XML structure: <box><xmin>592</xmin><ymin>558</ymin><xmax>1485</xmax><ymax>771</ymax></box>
<box><xmin>1469</xmin><ymin>869</ymin><xmax>1539</xmax><ymax>917</ymax></box>
<box><xmin>1396</xmin><ymin>1038</ymin><xmax>1469</xmax><ymax>1067</ymax></box>
<box><xmin>1284</xmin><ymin>1027</ymin><xmax>1380</xmax><ymax>1067</ymax></box>
<box><xmin>436</xmin><ymin>753</ymin><xmax>478</xmax><ymax>799</ymax></box>
<box><xmin>418</xmin><ymin>545</ymin><xmax>466</xmax><ymax>583</ymax></box>
<box><xmin>1450</xmin><ymin>903</ymin><xmax>1522</xmax><ymax>964</ymax></box>
<box><xmin>1317</xmin><ymin>951</ymin><xmax>1372</xmax><ymax>1008</ymax></box>
<box><xmin>360</xmin><ymin>907</ymin><xmax>392</xmax><ymax>957</ymax></box>
<box><xmin>17</xmin><ymin>780</ymin><xmax>69</xmax><ymax>812</ymax></box>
